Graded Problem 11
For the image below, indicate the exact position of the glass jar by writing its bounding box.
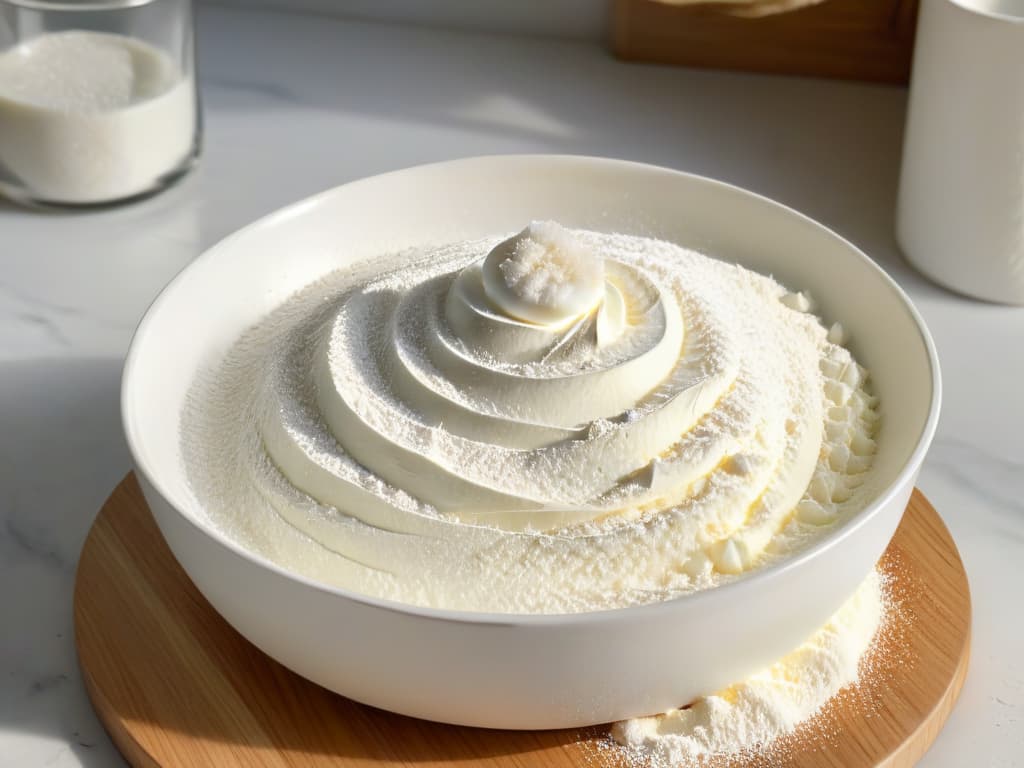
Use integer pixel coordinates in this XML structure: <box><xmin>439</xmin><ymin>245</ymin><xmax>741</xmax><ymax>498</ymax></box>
<box><xmin>0</xmin><ymin>0</ymin><xmax>199</xmax><ymax>206</ymax></box>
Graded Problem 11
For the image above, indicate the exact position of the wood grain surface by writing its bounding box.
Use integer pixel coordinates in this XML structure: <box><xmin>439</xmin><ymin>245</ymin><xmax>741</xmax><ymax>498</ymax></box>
<box><xmin>610</xmin><ymin>0</ymin><xmax>919</xmax><ymax>83</ymax></box>
<box><xmin>74</xmin><ymin>475</ymin><xmax>969</xmax><ymax>767</ymax></box>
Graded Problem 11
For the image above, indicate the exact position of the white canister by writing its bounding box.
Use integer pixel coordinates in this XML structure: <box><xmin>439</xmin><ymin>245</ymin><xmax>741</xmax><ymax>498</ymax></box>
<box><xmin>897</xmin><ymin>0</ymin><xmax>1024</xmax><ymax>304</ymax></box>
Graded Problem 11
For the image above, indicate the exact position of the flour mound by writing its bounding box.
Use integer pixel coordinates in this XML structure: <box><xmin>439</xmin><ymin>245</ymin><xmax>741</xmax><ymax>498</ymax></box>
<box><xmin>611</xmin><ymin>570</ymin><xmax>884</xmax><ymax>765</ymax></box>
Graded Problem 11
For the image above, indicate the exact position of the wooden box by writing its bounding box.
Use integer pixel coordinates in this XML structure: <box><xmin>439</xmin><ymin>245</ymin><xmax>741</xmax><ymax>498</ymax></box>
<box><xmin>611</xmin><ymin>0</ymin><xmax>919</xmax><ymax>84</ymax></box>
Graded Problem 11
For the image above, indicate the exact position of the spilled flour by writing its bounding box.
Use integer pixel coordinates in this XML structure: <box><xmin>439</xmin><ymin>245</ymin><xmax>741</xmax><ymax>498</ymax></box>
<box><xmin>610</xmin><ymin>570</ymin><xmax>885</xmax><ymax>766</ymax></box>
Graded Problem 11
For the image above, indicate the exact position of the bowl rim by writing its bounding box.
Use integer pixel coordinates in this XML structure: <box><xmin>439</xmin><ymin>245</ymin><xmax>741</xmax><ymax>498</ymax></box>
<box><xmin>121</xmin><ymin>153</ymin><xmax>942</xmax><ymax>628</ymax></box>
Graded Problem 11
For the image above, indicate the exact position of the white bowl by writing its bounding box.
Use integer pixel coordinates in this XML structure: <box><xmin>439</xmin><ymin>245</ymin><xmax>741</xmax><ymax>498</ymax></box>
<box><xmin>122</xmin><ymin>155</ymin><xmax>940</xmax><ymax>730</ymax></box>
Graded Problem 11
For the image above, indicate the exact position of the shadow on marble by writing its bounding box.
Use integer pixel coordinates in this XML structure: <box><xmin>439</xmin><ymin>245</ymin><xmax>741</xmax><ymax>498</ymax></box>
<box><xmin>0</xmin><ymin>196</ymin><xmax>86</xmax><ymax>216</ymax></box>
<box><xmin>0</xmin><ymin>354</ymin><xmax>585</xmax><ymax>765</ymax></box>
<box><xmin>0</xmin><ymin>357</ymin><xmax>129</xmax><ymax>767</ymax></box>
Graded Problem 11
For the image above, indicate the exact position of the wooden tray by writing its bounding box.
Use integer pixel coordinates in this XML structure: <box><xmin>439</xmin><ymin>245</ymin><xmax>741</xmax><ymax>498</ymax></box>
<box><xmin>611</xmin><ymin>0</ymin><xmax>919</xmax><ymax>83</ymax></box>
<box><xmin>74</xmin><ymin>475</ymin><xmax>969</xmax><ymax>767</ymax></box>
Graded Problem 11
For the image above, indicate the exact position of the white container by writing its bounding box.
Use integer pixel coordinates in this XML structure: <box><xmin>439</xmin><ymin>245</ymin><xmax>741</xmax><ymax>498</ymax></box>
<box><xmin>897</xmin><ymin>0</ymin><xmax>1024</xmax><ymax>304</ymax></box>
<box><xmin>122</xmin><ymin>156</ymin><xmax>941</xmax><ymax>729</ymax></box>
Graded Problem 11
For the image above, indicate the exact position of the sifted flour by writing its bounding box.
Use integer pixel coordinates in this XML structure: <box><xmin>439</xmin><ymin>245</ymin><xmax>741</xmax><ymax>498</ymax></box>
<box><xmin>181</xmin><ymin>229</ymin><xmax>881</xmax><ymax>613</ymax></box>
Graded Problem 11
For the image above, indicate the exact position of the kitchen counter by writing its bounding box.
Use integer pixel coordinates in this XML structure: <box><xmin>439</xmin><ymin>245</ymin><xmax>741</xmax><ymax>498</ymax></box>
<box><xmin>1</xmin><ymin>5</ymin><xmax>1021</xmax><ymax>767</ymax></box>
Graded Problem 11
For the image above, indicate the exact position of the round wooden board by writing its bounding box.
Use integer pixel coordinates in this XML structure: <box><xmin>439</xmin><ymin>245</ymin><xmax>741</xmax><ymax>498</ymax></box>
<box><xmin>74</xmin><ymin>475</ymin><xmax>970</xmax><ymax>768</ymax></box>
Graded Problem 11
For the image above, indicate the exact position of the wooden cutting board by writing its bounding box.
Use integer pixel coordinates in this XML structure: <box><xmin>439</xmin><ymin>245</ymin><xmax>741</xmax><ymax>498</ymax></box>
<box><xmin>74</xmin><ymin>475</ymin><xmax>969</xmax><ymax>767</ymax></box>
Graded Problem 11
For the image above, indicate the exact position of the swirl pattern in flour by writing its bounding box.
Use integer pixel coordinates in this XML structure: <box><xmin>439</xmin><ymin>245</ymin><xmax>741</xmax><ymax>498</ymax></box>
<box><xmin>183</xmin><ymin>223</ymin><xmax>880</xmax><ymax>613</ymax></box>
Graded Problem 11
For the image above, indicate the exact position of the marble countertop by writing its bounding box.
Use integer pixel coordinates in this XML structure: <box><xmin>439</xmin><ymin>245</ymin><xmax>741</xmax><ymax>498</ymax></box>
<box><xmin>2</xmin><ymin>5</ymin><xmax>1022</xmax><ymax>767</ymax></box>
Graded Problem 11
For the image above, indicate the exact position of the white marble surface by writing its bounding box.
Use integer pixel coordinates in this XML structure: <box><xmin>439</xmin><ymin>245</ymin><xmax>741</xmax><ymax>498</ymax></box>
<box><xmin>208</xmin><ymin>0</ymin><xmax>610</xmax><ymax>39</ymax></box>
<box><xmin>1</xmin><ymin>5</ymin><xmax>1022</xmax><ymax>767</ymax></box>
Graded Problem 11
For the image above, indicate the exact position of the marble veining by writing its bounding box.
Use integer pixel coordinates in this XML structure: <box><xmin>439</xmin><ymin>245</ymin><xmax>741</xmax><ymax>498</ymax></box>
<box><xmin>927</xmin><ymin>439</ymin><xmax>1024</xmax><ymax>518</ymax></box>
<box><xmin>5</xmin><ymin>518</ymin><xmax>68</xmax><ymax>571</ymax></box>
<box><xmin>0</xmin><ymin>4</ymin><xmax>1021</xmax><ymax>767</ymax></box>
<box><xmin>203</xmin><ymin>76</ymin><xmax>305</xmax><ymax>104</ymax></box>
